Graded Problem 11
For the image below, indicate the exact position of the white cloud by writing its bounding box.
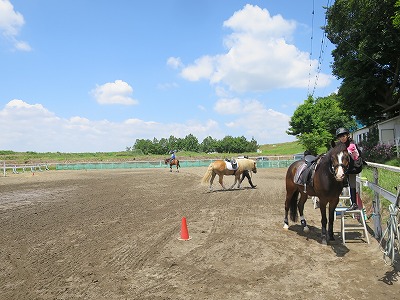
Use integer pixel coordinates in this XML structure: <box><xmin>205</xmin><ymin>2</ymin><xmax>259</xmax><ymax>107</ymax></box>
<box><xmin>214</xmin><ymin>98</ymin><xmax>242</xmax><ymax>115</ymax></box>
<box><xmin>180</xmin><ymin>55</ymin><xmax>216</xmax><ymax>81</ymax></box>
<box><xmin>167</xmin><ymin>56</ymin><xmax>183</xmax><ymax>69</ymax></box>
<box><xmin>214</xmin><ymin>97</ymin><xmax>296</xmax><ymax>144</ymax></box>
<box><xmin>91</xmin><ymin>80</ymin><xmax>138</xmax><ymax>105</ymax></box>
<box><xmin>0</xmin><ymin>100</ymin><xmax>225</xmax><ymax>152</ymax></box>
<box><xmin>178</xmin><ymin>4</ymin><xmax>332</xmax><ymax>92</ymax></box>
<box><xmin>0</xmin><ymin>0</ymin><xmax>31</xmax><ymax>51</ymax></box>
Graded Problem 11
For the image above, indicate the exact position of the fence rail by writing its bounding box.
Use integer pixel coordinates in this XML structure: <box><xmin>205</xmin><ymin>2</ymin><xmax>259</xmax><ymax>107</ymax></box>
<box><xmin>54</xmin><ymin>159</ymin><xmax>296</xmax><ymax>170</ymax></box>
<box><xmin>358</xmin><ymin>161</ymin><xmax>400</xmax><ymax>239</ymax></box>
<box><xmin>1</xmin><ymin>161</ymin><xmax>49</xmax><ymax>176</ymax></box>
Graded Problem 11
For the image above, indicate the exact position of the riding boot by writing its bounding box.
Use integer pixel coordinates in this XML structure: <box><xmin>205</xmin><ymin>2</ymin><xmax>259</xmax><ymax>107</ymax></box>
<box><xmin>248</xmin><ymin>177</ymin><xmax>257</xmax><ymax>188</ymax></box>
<box><xmin>347</xmin><ymin>188</ymin><xmax>358</xmax><ymax>210</ymax></box>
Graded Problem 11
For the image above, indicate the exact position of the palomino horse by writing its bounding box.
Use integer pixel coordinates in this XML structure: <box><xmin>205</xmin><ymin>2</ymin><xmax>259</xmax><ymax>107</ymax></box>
<box><xmin>201</xmin><ymin>158</ymin><xmax>257</xmax><ymax>191</ymax></box>
<box><xmin>284</xmin><ymin>142</ymin><xmax>350</xmax><ymax>245</ymax></box>
<box><xmin>165</xmin><ymin>158</ymin><xmax>180</xmax><ymax>172</ymax></box>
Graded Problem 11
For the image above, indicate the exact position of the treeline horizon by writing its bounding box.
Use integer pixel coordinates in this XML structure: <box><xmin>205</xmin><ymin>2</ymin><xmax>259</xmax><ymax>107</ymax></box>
<box><xmin>130</xmin><ymin>134</ymin><xmax>258</xmax><ymax>155</ymax></box>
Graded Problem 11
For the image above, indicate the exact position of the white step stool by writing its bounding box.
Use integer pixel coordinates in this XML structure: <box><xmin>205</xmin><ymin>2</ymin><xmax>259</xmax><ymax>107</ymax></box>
<box><xmin>335</xmin><ymin>207</ymin><xmax>370</xmax><ymax>244</ymax></box>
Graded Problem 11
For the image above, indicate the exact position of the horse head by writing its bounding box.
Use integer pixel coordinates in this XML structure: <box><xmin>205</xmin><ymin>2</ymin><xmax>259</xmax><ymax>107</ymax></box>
<box><xmin>329</xmin><ymin>143</ymin><xmax>350</xmax><ymax>181</ymax></box>
<box><xmin>164</xmin><ymin>158</ymin><xmax>170</xmax><ymax>164</ymax></box>
<box><xmin>251</xmin><ymin>160</ymin><xmax>257</xmax><ymax>173</ymax></box>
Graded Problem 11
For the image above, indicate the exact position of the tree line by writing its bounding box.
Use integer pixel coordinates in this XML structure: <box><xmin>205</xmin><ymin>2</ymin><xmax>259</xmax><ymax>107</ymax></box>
<box><xmin>128</xmin><ymin>134</ymin><xmax>258</xmax><ymax>155</ymax></box>
<box><xmin>288</xmin><ymin>0</ymin><xmax>400</xmax><ymax>156</ymax></box>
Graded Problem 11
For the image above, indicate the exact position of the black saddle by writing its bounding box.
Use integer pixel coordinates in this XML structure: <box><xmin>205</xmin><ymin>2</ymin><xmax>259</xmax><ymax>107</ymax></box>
<box><xmin>300</xmin><ymin>155</ymin><xmax>318</xmax><ymax>186</ymax></box>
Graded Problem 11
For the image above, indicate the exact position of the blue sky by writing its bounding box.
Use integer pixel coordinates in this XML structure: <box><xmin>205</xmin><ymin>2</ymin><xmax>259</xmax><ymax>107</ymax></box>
<box><xmin>0</xmin><ymin>0</ymin><xmax>339</xmax><ymax>152</ymax></box>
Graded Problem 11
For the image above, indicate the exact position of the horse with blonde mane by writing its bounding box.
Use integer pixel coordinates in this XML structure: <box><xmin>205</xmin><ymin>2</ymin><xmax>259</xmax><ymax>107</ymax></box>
<box><xmin>201</xmin><ymin>158</ymin><xmax>257</xmax><ymax>191</ymax></box>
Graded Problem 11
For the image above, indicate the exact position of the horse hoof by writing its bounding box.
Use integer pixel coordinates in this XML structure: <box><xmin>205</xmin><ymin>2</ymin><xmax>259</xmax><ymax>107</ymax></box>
<box><xmin>321</xmin><ymin>239</ymin><xmax>328</xmax><ymax>246</ymax></box>
<box><xmin>283</xmin><ymin>223</ymin><xmax>289</xmax><ymax>230</ymax></box>
<box><xmin>303</xmin><ymin>226</ymin><xmax>310</xmax><ymax>233</ymax></box>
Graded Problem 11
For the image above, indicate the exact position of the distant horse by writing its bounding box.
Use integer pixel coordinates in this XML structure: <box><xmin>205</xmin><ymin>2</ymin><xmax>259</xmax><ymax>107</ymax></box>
<box><xmin>201</xmin><ymin>158</ymin><xmax>257</xmax><ymax>191</ymax></box>
<box><xmin>165</xmin><ymin>158</ymin><xmax>180</xmax><ymax>172</ymax></box>
<box><xmin>284</xmin><ymin>142</ymin><xmax>350</xmax><ymax>245</ymax></box>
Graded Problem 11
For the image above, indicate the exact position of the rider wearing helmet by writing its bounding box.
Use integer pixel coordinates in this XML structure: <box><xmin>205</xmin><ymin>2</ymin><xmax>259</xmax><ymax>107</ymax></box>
<box><xmin>335</xmin><ymin>127</ymin><xmax>363</xmax><ymax>211</ymax></box>
<box><xmin>170</xmin><ymin>150</ymin><xmax>176</xmax><ymax>162</ymax></box>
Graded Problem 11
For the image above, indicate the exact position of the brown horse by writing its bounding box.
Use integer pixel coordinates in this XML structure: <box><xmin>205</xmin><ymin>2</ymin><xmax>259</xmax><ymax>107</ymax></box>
<box><xmin>165</xmin><ymin>158</ymin><xmax>180</xmax><ymax>172</ymax></box>
<box><xmin>284</xmin><ymin>142</ymin><xmax>350</xmax><ymax>245</ymax></box>
<box><xmin>201</xmin><ymin>158</ymin><xmax>257</xmax><ymax>191</ymax></box>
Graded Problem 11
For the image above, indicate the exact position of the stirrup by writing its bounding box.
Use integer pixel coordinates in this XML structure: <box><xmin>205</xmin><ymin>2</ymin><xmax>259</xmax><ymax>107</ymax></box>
<box><xmin>303</xmin><ymin>183</ymin><xmax>307</xmax><ymax>193</ymax></box>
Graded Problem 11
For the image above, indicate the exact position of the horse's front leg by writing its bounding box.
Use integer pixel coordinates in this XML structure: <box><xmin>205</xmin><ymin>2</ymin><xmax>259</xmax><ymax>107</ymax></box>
<box><xmin>298</xmin><ymin>193</ymin><xmax>310</xmax><ymax>233</ymax></box>
<box><xmin>319</xmin><ymin>202</ymin><xmax>328</xmax><ymax>245</ymax></box>
<box><xmin>327</xmin><ymin>203</ymin><xmax>337</xmax><ymax>242</ymax></box>
<box><xmin>169</xmin><ymin>164</ymin><xmax>172</xmax><ymax>172</ymax></box>
<box><xmin>229</xmin><ymin>174</ymin><xmax>239</xmax><ymax>189</ymax></box>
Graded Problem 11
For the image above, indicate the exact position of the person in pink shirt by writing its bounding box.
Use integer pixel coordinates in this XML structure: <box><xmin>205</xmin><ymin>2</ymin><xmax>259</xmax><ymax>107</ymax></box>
<box><xmin>335</xmin><ymin>127</ymin><xmax>363</xmax><ymax>210</ymax></box>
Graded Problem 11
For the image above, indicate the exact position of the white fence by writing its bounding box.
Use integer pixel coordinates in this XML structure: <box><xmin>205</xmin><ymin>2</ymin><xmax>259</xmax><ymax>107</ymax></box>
<box><xmin>358</xmin><ymin>161</ymin><xmax>400</xmax><ymax>239</ymax></box>
<box><xmin>1</xmin><ymin>161</ymin><xmax>49</xmax><ymax>177</ymax></box>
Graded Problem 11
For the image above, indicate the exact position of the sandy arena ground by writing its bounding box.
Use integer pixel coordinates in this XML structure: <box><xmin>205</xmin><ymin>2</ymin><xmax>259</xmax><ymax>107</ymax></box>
<box><xmin>0</xmin><ymin>167</ymin><xmax>399</xmax><ymax>299</ymax></box>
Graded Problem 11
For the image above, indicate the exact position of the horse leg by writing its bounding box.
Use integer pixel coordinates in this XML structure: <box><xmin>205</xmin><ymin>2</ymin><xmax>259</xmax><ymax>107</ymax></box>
<box><xmin>298</xmin><ymin>193</ymin><xmax>310</xmax><ymax>233</ymax></box>
<box><xmin>327</xmin><ymin>204</ymin><xmax>336</xmax><ymax>241</ymax></box>
<box><xmin>229</xmin><ymin>174</ymin><xmax>239</xmax><ymax>189</ymax></box>
<box><xmin>319</xmin><ymin>202</ymin><xmax>328</xmax><ymax>245</ymax></box>
<box><xmin>209</xmin><ymin>172</ymin><xmax>217</xmax><ymax>191</ymax></box>
<box><xmin>236</xmin><ymin>174</ymin><xmax>242</xmax><ymax>189</ymax></box>
<box><xmin>284</xmin><ymin>199</ymin><xmax>290</xmax><ymax>230</ymax></box>
<box><xmin>169</xmin><ymin>164</ymin><xmax>172</xmax><ymax>172</ymax></box>
<box><xmin>284</xmin><ymin>188</ymin><xmax>298</xmax><ymax>230</ymax></box>
<box><xmin>218</xmin><ymin>174</ymin><xmax>226</xmax><ymax>189</ymax></box>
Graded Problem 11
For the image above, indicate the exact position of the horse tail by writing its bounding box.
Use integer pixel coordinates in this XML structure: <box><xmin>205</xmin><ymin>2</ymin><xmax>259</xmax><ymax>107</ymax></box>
<box><xmin>289</xmin><ymin>191</ymin><xmax>299</xmax><ymax>222</ymax></box>
<box><xmin>201</xmin><ymin>163</ymin><xmax>214</xmax><ymax>185</ymax></box>
<box><xmin>178</xmin><ymin>160</ymin><xmax>181</xmax><ymax>167</ymax></box>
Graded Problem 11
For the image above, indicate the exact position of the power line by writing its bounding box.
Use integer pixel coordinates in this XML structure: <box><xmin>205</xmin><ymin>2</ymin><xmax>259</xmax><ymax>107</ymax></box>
<box><xmin>309</xmin><ymin>0</ymin><xmax>333</xmax><ymax>98</ymax></box>
<box><xmin>307</xmin><ymin>0</ymin><xmax>315</xmax><ymax>96</ymax></box>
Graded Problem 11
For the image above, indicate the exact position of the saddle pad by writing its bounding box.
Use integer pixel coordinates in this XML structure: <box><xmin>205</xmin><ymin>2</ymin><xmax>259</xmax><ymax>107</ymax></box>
<box><xmin>225</xmin><ymin>161</ymin><xmax>238</xmax><ymax>171</ymax></box>
<box><xmin>294</xmin><ymin>163</ymin><xmax>307</xmax><ymax>184</ymax></box>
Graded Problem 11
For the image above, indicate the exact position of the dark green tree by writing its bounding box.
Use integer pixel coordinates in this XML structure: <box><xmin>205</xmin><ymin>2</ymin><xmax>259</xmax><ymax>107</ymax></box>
<box><xmin>133</xmin><ymin>138</ymin><xmax>153</xmax><ymax>155</ymax></box>
<box><xmin>287</xmin><ymin>95</ymin><xmax>356</xmax><ymax>153</ymax></box>
<box><xmin>200</xmin><ymin>136</ymin><xmax>218</xmax><ymax>153</ymax></box>
<box><xmin>325</xmin><ymin>0</ymin><xmax>400</xmax><ymax>125</ymax></box>
<box><xmin>181</xmin><ymin>134</ymin><xmax>199</xmax><ymax>152</ymax></box>
<box><xmin>393</xmin><ymin>0</ymin><xmax>400</xmax><ymax>28</ymax></box>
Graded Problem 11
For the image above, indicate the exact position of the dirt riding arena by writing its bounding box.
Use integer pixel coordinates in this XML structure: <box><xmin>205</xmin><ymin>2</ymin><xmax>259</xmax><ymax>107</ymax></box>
<box><xmin>0</xmin><ymin>167</ymin><xmax>399</xmax><ymax>299</ymax></box>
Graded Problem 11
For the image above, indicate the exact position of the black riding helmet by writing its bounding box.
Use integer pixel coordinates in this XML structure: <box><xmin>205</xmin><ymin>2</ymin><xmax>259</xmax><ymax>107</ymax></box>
<box><xmin>336</xmin><ymin>127</ymin><xmax>349</xmax><ymax>137</ymax></box>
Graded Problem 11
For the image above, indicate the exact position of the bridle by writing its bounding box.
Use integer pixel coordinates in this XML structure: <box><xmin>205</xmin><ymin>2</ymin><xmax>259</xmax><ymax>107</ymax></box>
<box><xmin>328</xmin><ymin>151</ymin><xmax>349</xmax><ymax>175</ymax></box>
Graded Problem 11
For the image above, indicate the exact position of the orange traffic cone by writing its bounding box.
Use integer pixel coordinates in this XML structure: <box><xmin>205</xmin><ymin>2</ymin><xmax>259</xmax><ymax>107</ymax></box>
<box><xmin>178</xmin><ymin>217</ymin><xmax>191</xmax><ymax>241</ymax></box>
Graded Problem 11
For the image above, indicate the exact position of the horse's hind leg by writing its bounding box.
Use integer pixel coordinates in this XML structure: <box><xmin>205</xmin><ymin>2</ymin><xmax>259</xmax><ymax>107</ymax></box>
<box><xmin>284</xmin><ymin>189</ymin><xmax>296</xmax><ymax>230</ymax></box>
<box><xmin>298</xmin><ymin>193</ymin><xmax>310</xmax><ymax>233</ymax></box>
<box><xmin>218</xmin><ymin>175</ymin><xmax>226</xmax><ymax>189</ymax></box>
<box><xmin>209</xmin><ymin>172</ymin><xmax>217</xmax><ymax>191</ymax></box>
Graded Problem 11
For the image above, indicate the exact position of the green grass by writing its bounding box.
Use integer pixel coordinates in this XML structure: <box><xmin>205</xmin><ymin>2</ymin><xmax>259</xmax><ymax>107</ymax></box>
<box><xmin>258</xmin><ymin>142</ymin><xmax>305</xmax><ymax>156</ymax></box>
<box><xmin>0</xmin><ymin>142</ymin><xmax>309</xmax><ymax>164</ymax></box>
<box><xmin>360</xmin><ymin>162</ymin><xmax>400</xmax><ymax>223</ymax></box>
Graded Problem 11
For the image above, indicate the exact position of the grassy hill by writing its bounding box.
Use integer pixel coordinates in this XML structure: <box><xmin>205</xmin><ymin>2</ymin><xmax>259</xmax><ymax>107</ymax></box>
<box><xmin>0</xmin><ymin>141</ymin><xmax>306</xmax><ymax>164</ymax></box>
